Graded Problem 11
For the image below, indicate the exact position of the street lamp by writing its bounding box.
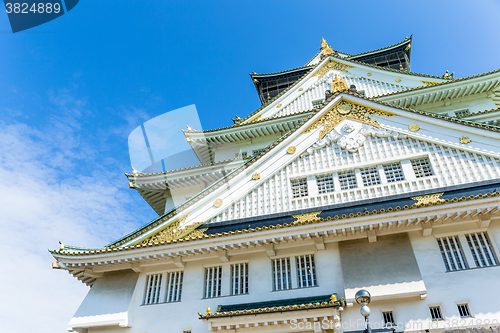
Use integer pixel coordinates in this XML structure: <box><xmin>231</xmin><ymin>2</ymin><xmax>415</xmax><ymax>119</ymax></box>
<box><xmin>355</xmin><ymin>289</ymin><xmax>372</xmax><ymax>333</ymax></box>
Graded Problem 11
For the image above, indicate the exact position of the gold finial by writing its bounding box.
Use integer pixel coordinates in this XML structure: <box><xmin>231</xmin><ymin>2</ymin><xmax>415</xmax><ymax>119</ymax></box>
<box><xmin>321</xmin><ymin>37</ymin><xmax>328</xmax><ymax>49</ymax></box>
<box><xmin>323</xmin><ymin>44</ymin><xmax>334</xmax><ymax>56</ymax></box>
<box><xmin>59</xmin><ymin>242</ymin><xmax>64</xmax><ymax>250</ymax></box>
<box><xmin>330</xmin><ymin>294</ymin><xmax>337</xmax><ymax>302</ymax></box>
<box><xmin>206</xmin><ymin>307</ymin><xmax>211</xmax><ymax>314</ymax></box>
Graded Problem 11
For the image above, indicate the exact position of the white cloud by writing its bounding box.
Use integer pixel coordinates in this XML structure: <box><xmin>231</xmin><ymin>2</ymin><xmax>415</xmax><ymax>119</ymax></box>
<box><xmin>0</xmin><ymin>91</ymin><xmax>155</xmax><ymax>332</ymax></box>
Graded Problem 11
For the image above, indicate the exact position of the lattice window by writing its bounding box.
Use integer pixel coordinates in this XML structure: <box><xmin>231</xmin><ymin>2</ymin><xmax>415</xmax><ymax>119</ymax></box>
<box><xmin>204</xmin><ymin>266</ymin><xmax>222</xmax><ymax>298</ymax></box>
<box><xmin>316</xmin><ymin>174</ymin><xmax>335</xmax><ymax>194</ymax></box>
<box><xmin>383</xmin><ymin>163</ymin><xmax>405</xmax><ymax>183</ymax></box>
<box><xmin>436</xmin><ymin>236</ymin><xmax>468</xmax><ymax>271</ymax></box>
<box><xmin>291</xmin><ymin>178</ymin><xmax>308</xmax><ymax>198</ymax></box>
<box><xmin>429</xmin><ymin>306</ymin><xmax>443</xmax><ymax>320</ymax></box>
<box><xmin>312</xmin><ymin>99</ymin><xmax>324</xmax><ymax>107</ymax></box>
<box><xmin>457</xmin><ymin>303</ymin><xmax>471</xmax><ymax>318</ymax></box>
<box><xmin>165</xmin><ymin>271</ymin><xmax>183</xmax><ymax>303</ymax></box>
<box><xmin>143</xmin><ymin>273</ymin><xmax>162</xmax><ymax>305</ymax></box>
<box><xmin>272</xmin><ymin>258</ymin><xmax>292</xmax><ymax>291</ymax></box>
<box><xmin>338</xmin><ymin>170</ymin><xmax>357</xmax><ymax>190</ymax></box>
<box><xmin>465</xmin><ymin>232</ymin><xmax>498</xmax><ymax>268</ymax></box>
<box><xmin>230</xmin><ymin>263</ymin><xmax>249</xmax><ymax>295</ymax></box>
<box><xmin>383</xmin><ymin>311</ymin><xmax>396</xmax><ymax>326</ymax></box>
<box><xmin>411</xmin><ymin>158</ymin><xmax>434</xmax><ymax>178</ymax></box>
<box><xmin>296</xmin><ymin>254</ymin><xmax>317</xmax><ymax>288</ymax></box>
<box><xmin>360</xmin><ymin>166</ymin><xmax>381</xmax><ymax>186</ymax></box>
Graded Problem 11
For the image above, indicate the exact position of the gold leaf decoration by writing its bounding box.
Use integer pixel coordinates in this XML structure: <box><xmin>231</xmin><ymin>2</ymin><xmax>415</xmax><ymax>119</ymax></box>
<box><xmin>302</xmin><ymin>101</ymin><xmax>395</xmax><ymax>139</ymax></box>
<box><xmin>459</xmin><ymin>136</ymin><xmax>471</xmax><ymax>144</ymax></box>
<box><xmin>292</xmin><ymin>211</ymin><xmax>322</xmax><ymax>225</ymax></box>
<box><xmin>139</xmin><ymin>215</ymin><xmax>207</xmax><ymax>245</ymax></box>
<box><xmin>313</xmin><ymin>59</ymin><xmax>354</xmax><ymax>79</ymax></box>
<box><xmin>421</xmin><ymin>80</ymin><xmax>440</xmax><ymax>86</ymax></box>
<box><xmin>409</xmin><ymin>123</ymin><xmax>420</xmax><ymax>132</ymax></box>
<box><xmin>287</xmin><ymin>146</ymin><xmax>297</xmax><ymax>154</ymax></box>
<box><xmin>252</xmin><ymin>172</ymin><xmax>260</xmax><ymax>180</ymax></box>
<box><xmin>411</xmin><ymin>193</ymin><xmax>445</xmax><ymax>206</ymax></box>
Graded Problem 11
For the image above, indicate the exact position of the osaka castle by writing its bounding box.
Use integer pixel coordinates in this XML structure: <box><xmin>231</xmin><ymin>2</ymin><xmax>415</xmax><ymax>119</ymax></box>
<box><xmin>51</xmin><ymin>36</ymin><xmax>500</xmax><ymax>333</ymax></box>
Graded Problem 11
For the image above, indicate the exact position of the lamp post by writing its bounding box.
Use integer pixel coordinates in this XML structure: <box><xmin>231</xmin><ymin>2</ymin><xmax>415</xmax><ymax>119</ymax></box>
<box><xmin>355</xmin><ymin>289</ymin><xmax>372</xmax><ymax>333</ymax></box>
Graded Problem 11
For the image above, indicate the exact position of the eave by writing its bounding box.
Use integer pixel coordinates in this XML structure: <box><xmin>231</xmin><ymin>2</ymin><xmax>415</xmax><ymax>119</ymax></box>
<box><xmin>377</xmin><ymin>69</ymin><xmax>500</xmax><ymax>108</ymax></box>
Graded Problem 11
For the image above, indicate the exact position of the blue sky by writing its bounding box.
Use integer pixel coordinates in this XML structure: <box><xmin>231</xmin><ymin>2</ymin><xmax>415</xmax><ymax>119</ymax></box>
<box><xmin>1</xmin><ymin>1</ymin><xmax>500</xmax><ymax>332</ymax></box>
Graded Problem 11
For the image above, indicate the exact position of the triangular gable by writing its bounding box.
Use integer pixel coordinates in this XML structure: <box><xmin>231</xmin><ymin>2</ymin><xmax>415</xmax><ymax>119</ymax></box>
<box><xmin>113</xmin><ymin>92</ymin><xmax>500</xmax><ymax>248</ymax></box>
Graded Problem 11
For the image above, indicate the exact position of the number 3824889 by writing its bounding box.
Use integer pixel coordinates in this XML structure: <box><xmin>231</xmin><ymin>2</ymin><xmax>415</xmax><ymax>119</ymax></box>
<box><xmin>5</xmin><ymin>3</ymin><xmax>61</xmax><ymax>14</ymax></box>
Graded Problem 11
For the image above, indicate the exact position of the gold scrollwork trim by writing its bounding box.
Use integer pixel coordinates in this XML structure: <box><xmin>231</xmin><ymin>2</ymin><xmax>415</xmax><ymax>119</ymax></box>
<box><xmin>138</xmin><ymin>214</ymin><xmax>207</xmax><ymax>245</ymax></box>
<box><xmin>302</xmin><ymin>101</ymin><xmax>395</xmax><ymax>139</ymax></box>
<box><xmin>313</xmin><ymin>59</ymin><xmax>354</xmax><ymax>79</ymax></box>
<box><xmin>411</xmin><ymin>192</ymin><xmax>445</xmax><ymax>206</ymax></box>
<box><xmin>292</xmin><ymin>211</ymin><xmax>322</xmax><ymax>224</ymax></box>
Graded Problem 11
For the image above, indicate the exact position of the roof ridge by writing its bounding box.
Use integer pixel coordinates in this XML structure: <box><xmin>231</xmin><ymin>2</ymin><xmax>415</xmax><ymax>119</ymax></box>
<box><xmin>348</xmin><ymin>35</ymin><xmax>412</xmax><ymax>58</ymax></box>
<box><xmin>250</xmin><ymin>65</ymin><xmax>313</xmax><ymax>77</ymax></box>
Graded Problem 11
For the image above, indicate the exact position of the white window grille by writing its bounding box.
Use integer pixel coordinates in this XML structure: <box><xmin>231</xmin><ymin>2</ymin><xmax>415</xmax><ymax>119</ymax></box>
<box><xmin>272</xmin><ymin>258</ymin><xmax>292</xmax><ymax>291</ymax></box>
<box><xmin>457</xmin><ymin>303</ymin><xmax>471</xmax><ymax>318</ymax></box>
<box><xmin>296</xmin><ymin>254</ymin><xmax>317</xmax><ymax>288</ymax></box>
<box><xmin>411</xmin><ymin>158</ymin><xmax>434</xmax><ymax>178</ymax></box>
<box><xmin>360</xmin><ymin>166</ymin><xmax>381</xmax><ymax>186</ymax></box>
<box><xmin>316</xmin><ymin>174</ymin><xmax>335</xmax><ymax>194</ymax></box>
<box><xmin>230</xmin><ymin>263</ymin><xmax>248</xmax><ymax>295</ymax></box>
<box><xmin>383</xmin><ymin>163</ymin><xmax>405</xmax><ymax>183</ymax></box>
<box><xmin>436</xmin><ymin>236</ymin><xmax>468</xmax><ymax>271</ymax></box>
<box><xmin>465</xmin><ymin>232</ymin><xmax>498</xmax><ymax>268</ymax></box>
<box><xmin>429</xmin><ymin>306</ymin><xmax>443</xmax><ymax>320</ymax></box>
<box><xmin>165</xmin><ymin>271</ymin><xmax>183</xmax><ymax>303</ymax></box>
<box><xmin>291</xmin><ymin>178</ymin><xmax>308</xmax><ymax>198</ymax></box>
<box><xmin>382</xmin><ymin>311</ymin><xmax>395</xmax><ymax>326</ymax></box>
<box><xmin>252</xmin><ymin>148</ymin><xmax>265</xmax><ymax>156</ymax></box>
<box><xmin>204</xmin><ymin>266</ymin><xmax>222</xmax><ymax>298</ymax></box>
<box><xmin>143</xmin><ymin>273</ymin><xmax>162</xmax><ymax>305</ymax></box>
<box><xmin>338</xmin><ymin>170</ymin><xmax>357</xmax><ymax>190</ymax></box>
<box><xmin>235</xmin><ymin>152</ymin><xmax>248</xmax><ymax>159</ymax></box>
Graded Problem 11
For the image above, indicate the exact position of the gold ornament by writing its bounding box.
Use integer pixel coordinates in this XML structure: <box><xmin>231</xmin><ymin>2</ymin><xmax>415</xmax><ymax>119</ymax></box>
<box><xmin>214</xmin><ymin>199</ymin><xmax>223</xmax><ymax>208</ymax></box>
<box><xmin>409</xmin><ymin>123</ymin><xmax>420</xmax><ymax>132</ymax></box>
<box><xmin>252</xmin><ymin>172</ymin><xmax>261</xmax><ymax>180</ymax></box>
<box><xmin>412</xmin><ymin>193</ymin><xmax>444</xmax><ymax>206</ymax></box>
<box><xmin>323</xmin><ymin>45</ymin><xmax>334</xmax><ymax>56</ymax></box>
<box><xmin>367</xmin><ymin>73</ymin><xmax>372</xmax><ymax>76</ymax></box>
<box><xmin>459</xmin><ymin>136</ymin><xmax>471</xmax><ymax>144</ymax></box>
<box><xmin>206</xmin><ymin>307</ymin><xmax>211</xmax><ymax>314</ymax></box>
<box><xmin>277</xmin><ymin>104</ymin><xmax>282</xmax><ymax>108</ymax></box>
<box><xmin>330</xmin><ymin>294</ymin><xmax>337</xmax><ymax>302</ymax></box>
<box><xmin>395</xmin><ymin>78</ymin><xmax>402</xmax><ymax>82</ymax></box>
<box><xmin>313</xmin><ymin>59</ymin><xmax>354</xmax><ymax>79</ymax></box>
<box><xmin>299</xmin><ymin>87</ymin><xmax>304</xmax><ymax>91</ymax></box>
<box><xmin>331</xmin><ymin>74</ymin><xmax>349</xmax><ymax>93</ymax></box>
<box><xmin>138</xmin><ymin>214</ymin><xmax>207</xmax><ymax>245</ymax></box>
<box><xmin>303</xmin><ymin>101</ymin><xmax>395</xmax><ymax>139</ymax></box>
<box><xmin>321</xmin><ymin>37</ymin><xmax>328</xmax><ymax>49</ymax></box>
<box><xmin>287</xmin><ymin>146</ymin><xmax>297</xmax><ymax>154</ymax></box>
<box><xmin>292</xmin><ymin>211</ymin><xmax>322</xmax><ymax>224</ymax></box>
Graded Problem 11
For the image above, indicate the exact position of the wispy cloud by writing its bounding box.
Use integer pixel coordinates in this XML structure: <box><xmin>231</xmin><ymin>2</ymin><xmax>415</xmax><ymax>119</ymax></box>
<box><xmin>0</xmin><ymin>89</ymin><xmax>156</xmax><ymax>332</ymax></box>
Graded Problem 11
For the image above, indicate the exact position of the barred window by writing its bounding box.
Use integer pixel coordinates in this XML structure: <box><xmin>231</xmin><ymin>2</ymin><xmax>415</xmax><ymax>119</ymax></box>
<box><xmin>204</xmin><ymin>266</ymin><xmax>222</xmax><ymax>298</ymax></box>
<box><xmin>296</xmin><ymin>254</ymin><xmax>317</xmax><ymax>288</ymax></box>
<box><xmin>429</xmin><ymin>306</ymin><xmax>443</xmax><ymax>320</ymax></box>
<box><xmin>411</xmin><ymin>158</ymin><xmax>434</xmax><ymax>178</ymax></box>
<box><xmin>338</xmin><ymin>170</ymin><xmax>357</xmax><ymax>190</ymax></box>
<box><xmin>272</xmin><ymin>257</ymin><xmax>292</xmax><ymax>291</ymax></box>
<box><xmin>144</xmin><ymin>273</ymin><xmax>162</xmax><ymax>305</ymax></box>
<box><xmin>312</xmin><ymin>99</ymin><xmax>324</xmax><ymax>107</ymax></box>
<box><xmin>383</xmin><ymin>311</ymin><xmax>396</xmax><ymax>326</ymax></box>
<box><xmin>457</xmin><ymin>303</ymin><xmax>471</xmax><ymax>318</ymax></box>
<box><xmin>465</xmin><ymin>232</ymin><xmax>498</xmax><ymax>268</ymax></box>
<box><xmin>230</xmin><ymin>263</ymin><xmax>249</xmax><ymax>295</ymax></box>
<box><xmin>383</xmin><ymin>163</ymin><xmax>405</xmax><ymax>183</ymax></box>
<box><xmin>360</xmin><ymin>166</ymin><xmax>381</xmax><ymax>186</ymax></box>
<box><xmin>291</xmin><ymin>178</ymin><xmax>308</xmax><ymax>198</ymax></box>
<box><xmin>436</xmin><ymin>236</ymin><xmax>468</xmax><ymax>271</ymax></box>
<box><xmin>165</xmin><ymin>271</ymin><xmax>183</xmax><ymax>303</ymax></box>
<box><xmin>316</xmin><ymin>174</ymin><xmax>335</xmax><ymax>194</ymax></box>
